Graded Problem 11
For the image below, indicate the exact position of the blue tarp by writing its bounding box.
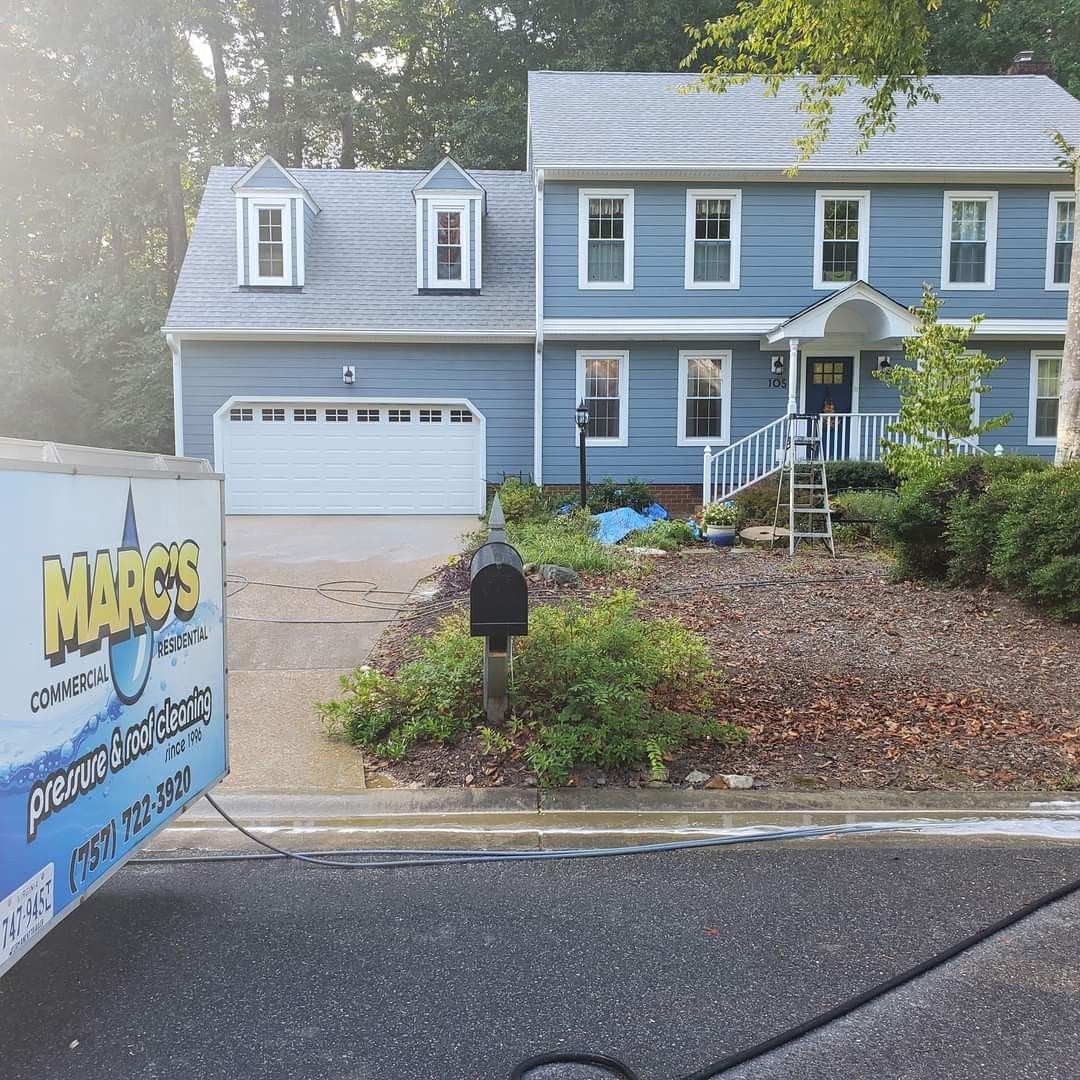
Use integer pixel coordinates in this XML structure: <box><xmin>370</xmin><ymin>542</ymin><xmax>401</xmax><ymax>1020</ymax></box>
<box><xmin>592</xmin><ymin>503</ymin><xmax>671</xmax><ymax>545</ymax></box>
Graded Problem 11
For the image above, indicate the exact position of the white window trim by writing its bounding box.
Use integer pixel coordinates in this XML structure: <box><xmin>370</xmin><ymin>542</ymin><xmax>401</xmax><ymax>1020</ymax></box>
<box><xmin>578</xmin><ymin>188</ymin><xmax>634</xmax><ymax>290</ymax></box>
<box><xmin>684</xmin><ymin>190</ymin><xmax>741</xmax><ymax>290</ymax></box>
<box><xmin>813</xmin><ymin>190</ymin><xmax>870</xmax><ymax>291</ymax></box>
<box><xmin>575</xmin><ymin>349</ymin><xmax>629</xmax><ymax>447</ymax></box>
<box><xmin>941</xmin><ymin>191</ymin><xmax>998</xmax><ymax>291</ymax></box>
<box><xmin>1028</xmin><ymin>348</ymin><xmax>1062</xmax><ymax>445</ymax></box>
<box><xmin>247</xmin><ymin>198</ymin><xmax>294</xmax><ymax>286</ymax></box>
<box><xmin>676</xmin><ymin>350</ymin><xmax>732</xmax><ymax>446</ymax></box>
<box><xmin>426</xmin><ymin>200</ymin><xmax>471</xmax><ymax>289</ymax></box>
<box><xmin>1045</xmin><ymin>191</ymin><xmax>1074</xmax><ymax>291</ymax></box>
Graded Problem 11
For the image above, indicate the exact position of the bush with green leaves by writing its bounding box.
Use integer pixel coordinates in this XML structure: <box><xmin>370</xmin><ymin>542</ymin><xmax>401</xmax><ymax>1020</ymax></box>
<box><xmin>319</xmin><ymin>591</ymin><xmax>746</xmax><ymax>785</ymax></box>
<box><xmin>990</xmin><ymin>464</ymin><xmax>1080</xmax><ymax>621</ymax></box>
<box><xmin>732</xmin><ymin>476</ymin><xmax>783</xmax><ymax>524</ymax></box>
<box><xmin>586</xmin><ymin>476</ymin><xmax>654</xmax><ymax>513</ymax></box>
<box><xmin>891</xmin><ymin>455</ymin><xmax>1048</xmax><ymax>582</ymax></box>
<box><xmin>831</xmin><ymin>490</ymin><xmax>899</xmax><ymax>545</ymax></box>
<box><xmin>629</xmin><ymin>518</ymin><xmax>698</xmax><ymax>552</ymax></box>
<box><xmin>826</xmin><ymin>459</ymin><xmax>897</xmax><ymax>493</ymax></box>
<box><xmin>493</xmin><ymin>476</ymin><xmax>546</xmax><ymax>523</ymax></box>
<box><xmin>506</xmin><ymin>509</ymin><xmax>615</xmax><ymax>573</ymax></box>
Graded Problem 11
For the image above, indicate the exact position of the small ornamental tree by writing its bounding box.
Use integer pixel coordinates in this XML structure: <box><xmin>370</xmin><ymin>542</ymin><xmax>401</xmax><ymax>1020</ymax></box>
<box><xmin>875</xmin><ymin>286</ymin><xmax>1010</xmax><ymax>480</ymax></box>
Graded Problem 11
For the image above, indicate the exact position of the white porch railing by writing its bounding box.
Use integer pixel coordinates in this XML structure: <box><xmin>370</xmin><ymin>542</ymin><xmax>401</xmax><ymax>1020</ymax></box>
<box><xmin>703</xmin><ymin>413</ymin><xmax>987</xmax><ymax>505</ymax></box>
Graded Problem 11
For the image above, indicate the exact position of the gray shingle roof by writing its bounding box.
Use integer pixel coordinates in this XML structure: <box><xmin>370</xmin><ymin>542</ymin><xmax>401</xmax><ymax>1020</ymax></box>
<box><xmin>165</xmin><ymin>168</ymin><xmax>534</xmax><ymax>333</ymax></box>
<box><xmin>528</xmin><ymin>71</ymin><xmax>1080</xmax><ymax>171</ymax></box>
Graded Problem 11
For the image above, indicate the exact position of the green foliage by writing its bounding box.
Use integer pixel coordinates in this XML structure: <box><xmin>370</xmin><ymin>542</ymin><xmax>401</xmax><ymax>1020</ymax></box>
<box><xmin>315</xmin><ymin>611</ymin><xmax>483</xmax><ymax>758</ymax></box>
<box><xmin>826</xmin><ymin>460</ymin><xmax>898</xmax><ymax>493</ymax></box>
<box><xmin>990</xmin><ymin>464</ymin><xmax>1080</xmax><ymax>621</ymax></box>
<box><xmin>831</xmin><ymin>490</ymin><xmax>899</xmax><ymax>545</ymax></box>
<box><xmin>631</xmin><ymin>519</ymin><xmax>698</xmax><ymax>552</ymax></box>
<box><xmin>891</xmin><ymin>455</ymin><xmax>1048</xmax><ymax>582</ymax></box>
<box><xmin>322</xmin><ymin>591</ymin><xmax>746</xmax><ymax>785</ymax></box>
<box><xmin>494</xmin><ymin>477</ymin><xmax>546</xmax><ymax>523</ymax></box>
<box><xmin>701</xmin><ymin>502</ymin><xmax>739</xmax><ymax>527</ymax></box>
<box><xmin>587</xmin><ymin>477</ymin><xmax>654</xmax><ymax>513</ymax></box>
<box><xmin>733</xmin><ymin>476</ymin><xmax>785</xmax><ymax>525</ymax></box>
<box><xmin>506</xmin><ymin>510</ymin><xmax>616</xmax><ymax>573</ymax></box>
<box><xmin>874</xmin><ymin>287</ymin><xmax>1010</xmax><ymax>481</ymax></box>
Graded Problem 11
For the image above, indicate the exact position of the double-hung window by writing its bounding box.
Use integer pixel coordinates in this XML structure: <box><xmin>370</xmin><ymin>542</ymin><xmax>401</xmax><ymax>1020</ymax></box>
<box><xmin>942</xmin><ymin>192</ymin><xmax>997</xmax><ymax>289</ymax></box>
<box><xmin>426</xmin><ymin>202</ymin><xmax>470</xmax><ymax>288</ymax></box>
<box><xmin>813</xmin><ymin>191</ymin><xmax>870</xmax><ymax>289</ymax></box>
<box><xmin>1029</xmin><ymin>351</ymin><xmax>1062</xmax><ymax>444</ymax></box>
<box><xmin>578</xmin><ymin>190</ymin><xmax>633</xmax><ymax>289</ymax></box>
<box><xmin>576</xmin><ymin>351</ymin><xmax>629</xmax><ymax>446</ymax></box>
<box><xmin>685</xmin><ymin>190</ymin><xmax>740</xmax><ymax>289</ymax></box>
<box><xmin>677</xmin><ymin>351</ymin><xmax>732</xmax><ymax>446</ymax></box>
<box><xmin>1047</xmin><ymin>192</ymin><xmax>1075</xmax><ymax>289</ymax></box>
<box><xmin>247</xmin><ymin>201</ymin><xmax>293</xmax><ymax>286</ymax></box>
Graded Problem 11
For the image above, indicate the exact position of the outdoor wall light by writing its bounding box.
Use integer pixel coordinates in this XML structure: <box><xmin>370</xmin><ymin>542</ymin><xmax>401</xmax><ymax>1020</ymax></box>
<box><xmin>342</xmin><ymin>365</ymin><xmax>355</xmax><ymax>385</ymax></box>
<box><xmin>876</xmin><ymin>356</ymin><xmax>892</xmax><ymax>372</ymax></box>
<box><xmin>770</xmin><ymin>355</ymin><xmax>785</xmax><ymax>375</ymax></box>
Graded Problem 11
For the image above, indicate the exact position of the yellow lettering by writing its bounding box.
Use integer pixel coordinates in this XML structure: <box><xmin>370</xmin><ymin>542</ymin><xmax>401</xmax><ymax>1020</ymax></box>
<box><xmin>143</xmin><ymin>544</ymin><xmax>172</xmax><ymax>628</ymax></box>
<box><xmin>87</xmin><ymin>550</ymin><xmax>121</xmax><ymax>642</ymax></box>
<box><xmin>174</xmin><ymin>541</ymin><xmax>201</xmax><ymax>619</ymax></box>
<box><xmin>116</xmin><ymin>548</ymin><xmax>144</xmax><ymax>632</ymax></box>
<box><xmin>42</xmin><ymin>554</ymin><xmax>89</xmax><ymax>664</ymax></box>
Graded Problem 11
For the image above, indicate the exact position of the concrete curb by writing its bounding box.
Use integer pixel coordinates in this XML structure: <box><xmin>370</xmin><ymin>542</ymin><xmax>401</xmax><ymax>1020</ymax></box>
<box><xmin>148</xmin><ymin>787</ymin><xmax>1080</xmax><ymax>853</ymax></box>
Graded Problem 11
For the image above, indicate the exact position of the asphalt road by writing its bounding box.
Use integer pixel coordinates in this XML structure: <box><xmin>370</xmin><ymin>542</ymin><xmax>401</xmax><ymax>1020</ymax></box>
<box><xmin>1</xmin><ymin>839</ymin><xmax>1078</xmax><ymax>1080</ymax></box>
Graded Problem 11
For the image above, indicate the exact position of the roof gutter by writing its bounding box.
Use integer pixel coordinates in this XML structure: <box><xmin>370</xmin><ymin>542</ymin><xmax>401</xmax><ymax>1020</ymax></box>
<box><xmin>161</xmin><ymin>327</ymin><xmax>536</xmax><ymax>345</ymax></box>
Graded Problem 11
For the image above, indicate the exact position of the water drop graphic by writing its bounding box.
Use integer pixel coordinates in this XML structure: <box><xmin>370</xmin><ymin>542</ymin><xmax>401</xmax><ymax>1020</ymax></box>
<box><xmin>61</xmin><ymin>739</ymin><xmax>75</xmax><ymax>763</ymax></box>
<box><xmin>109</xmin><ymin>486</ymin><xmax>154</xmax><ymax>704</ymax></box>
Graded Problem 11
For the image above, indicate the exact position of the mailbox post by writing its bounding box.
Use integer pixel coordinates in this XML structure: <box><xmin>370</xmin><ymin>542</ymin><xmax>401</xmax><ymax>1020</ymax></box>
<box><xmin>470</xmin><ymin>495</ymin><xmax>528</xmax><ymax>723</ymax></box>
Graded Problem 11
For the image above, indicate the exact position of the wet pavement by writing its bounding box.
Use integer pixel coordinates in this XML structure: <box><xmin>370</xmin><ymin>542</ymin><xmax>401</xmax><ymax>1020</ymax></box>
<box><xmin>1</xmin><ymin>836</ymin><xmax>1078</xmax><ymax>1079</ymax></box>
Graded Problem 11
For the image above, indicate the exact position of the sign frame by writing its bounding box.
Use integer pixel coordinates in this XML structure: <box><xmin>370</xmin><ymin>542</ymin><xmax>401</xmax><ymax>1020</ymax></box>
<box><xmin>0</xmin><ymin>440</ymin><xmax>228</xmax><ymax>977</ymax></box>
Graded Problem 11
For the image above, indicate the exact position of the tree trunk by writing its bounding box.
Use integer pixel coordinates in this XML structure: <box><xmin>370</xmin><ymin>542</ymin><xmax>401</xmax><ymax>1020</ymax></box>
<box><xmin>153</xmin><ymin>16</ymin><xmax>188</xmax><ymax>291</ymax></box>
<box><xmin>209</xmin><ymin>36</ymin><xmax>234</xmax><ymax>165</ymax></box>
<box><xmin>340</xmin><ymin>96</ymin><xmax>356</xmax><ymax>168</ymax></box>
<box><xmin>1056</xmin><ymin>161</ymin><xmax>1080</xmax><ymax>464</ymax></box>
<box><xmin>261</xmin><ymin>0</ymin><xmax>287</xmax><ymax>161</ymax></box>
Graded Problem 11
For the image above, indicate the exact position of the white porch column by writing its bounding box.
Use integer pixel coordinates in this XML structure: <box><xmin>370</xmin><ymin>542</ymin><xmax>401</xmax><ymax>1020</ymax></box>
<box><xmin>786</xmin><ymin>337</ymin><xmax>799</xmax><ymax>415</ymax></box>
<box><xmin>702</xmin><ymin>444</ymin><xmax>713</xmax><ymax>505</ymax></box>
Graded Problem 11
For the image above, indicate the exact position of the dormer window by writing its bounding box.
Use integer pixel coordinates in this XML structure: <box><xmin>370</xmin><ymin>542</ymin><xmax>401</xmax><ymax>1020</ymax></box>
<box><xmin>413</xmin><ymin>157</ymin><xmax>485</xmax><ymax>292</ymax></box>
<box><xmin>232</xmin><ymin>155</ymin><xmax>319</xmax><ymax>288</ymax></box>
<box><xmin>252</xmin><ymin>203</ymin><xmax>289</xmax><ymax>283</ymax></box>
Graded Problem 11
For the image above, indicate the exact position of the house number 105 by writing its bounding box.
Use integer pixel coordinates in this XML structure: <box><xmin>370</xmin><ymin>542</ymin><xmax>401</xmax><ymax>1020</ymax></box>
<box><xmin>768</xmin><ymin>377</ymin><xmax>788</xmax><ymax>389</ymax></box>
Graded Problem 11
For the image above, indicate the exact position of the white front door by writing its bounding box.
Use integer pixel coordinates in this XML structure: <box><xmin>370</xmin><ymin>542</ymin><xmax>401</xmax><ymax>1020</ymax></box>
<box><xmin>219</xmin><ymin>401</ymin><xmax>484</xmax><ymax>515</ymax></box>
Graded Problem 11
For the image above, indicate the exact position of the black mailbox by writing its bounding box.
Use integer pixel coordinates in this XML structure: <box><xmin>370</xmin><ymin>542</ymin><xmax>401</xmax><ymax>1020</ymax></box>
<box><xmin>469</xmin><ymin>541</ymin><xmax>528</xmax><ymax>638</ymax></box>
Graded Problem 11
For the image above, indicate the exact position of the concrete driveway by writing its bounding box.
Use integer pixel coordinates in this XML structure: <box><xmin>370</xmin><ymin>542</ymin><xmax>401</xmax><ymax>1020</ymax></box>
<box><xmin>222</xmin><ymin>514</ymin><xmax>477</xmax><ymax>793</ymax></box>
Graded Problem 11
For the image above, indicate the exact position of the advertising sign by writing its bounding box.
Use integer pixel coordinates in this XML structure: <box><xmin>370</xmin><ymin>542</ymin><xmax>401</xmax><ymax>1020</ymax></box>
<box><xmin>0</xmin><ymin>450</ymin><xmax>227</xmax><ymax>975</ymax></box>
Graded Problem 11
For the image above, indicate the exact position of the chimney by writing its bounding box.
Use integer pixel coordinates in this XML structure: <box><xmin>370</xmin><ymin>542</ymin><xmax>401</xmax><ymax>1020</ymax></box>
<box><xmin>1006</xmin><ymin>50</ymin><xmax>1052</xmax><ymax>77</ymax></box>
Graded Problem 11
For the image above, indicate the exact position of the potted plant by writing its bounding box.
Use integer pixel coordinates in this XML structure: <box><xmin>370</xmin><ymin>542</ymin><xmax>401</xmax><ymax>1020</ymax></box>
<box><xmin>701</xmin><ymin>501</ymin><xmax>739</xmax><ymax>546</ymax></box>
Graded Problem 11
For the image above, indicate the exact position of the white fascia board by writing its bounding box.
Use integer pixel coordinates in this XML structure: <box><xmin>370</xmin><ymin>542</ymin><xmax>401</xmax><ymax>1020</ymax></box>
<box><xmin>946</xmin><ymin>318</ymin><xmax>1067</xmax><ymax>338</ymax></box>
<box><xmin>538</xmin><ymin>164</ymin><xmax>1069</xmax><ymax>185</ymax></box>
<box><xmin>163</xmin><ymin>327</ymin><xmax>536</xmax><ymax>344</ymax></box>
<box><xmin>544</xmin><ymin>317</ymin><xmax>776</xmax><ymax>340</ymax></box>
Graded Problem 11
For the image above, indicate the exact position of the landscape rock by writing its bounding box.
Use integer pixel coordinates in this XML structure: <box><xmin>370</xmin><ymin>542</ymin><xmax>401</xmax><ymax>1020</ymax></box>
<box><xmin>523</xmin><ymin>775</ymin><xmax>538</xmax><ymax>788</ymax></box>
<box><xmin>627</xmin><ymin>547</ymin><xmax>669</xmax><ymax>557</ymax></box>
<box><xmin>539</xmin><ymin>564</ymin><xmax>581</xmax><ymax>586</ymax></box>
<box><xmin>683</xmin><ymin>770</ymin><xmax>711</xmax><ymax>786</ymax></box>
<box><xmin>704</xmin><ymin>773</ymin><xmax>755</xmax><ymax>790</ymax></box>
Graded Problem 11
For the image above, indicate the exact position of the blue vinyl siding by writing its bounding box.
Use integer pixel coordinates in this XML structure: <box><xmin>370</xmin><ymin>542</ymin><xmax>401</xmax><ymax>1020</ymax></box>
<box><xmin>419</xmin><ymin>161</ymin><xmax>477</xmax><ymax>190</ymax></box>
<box><xmin>179</xmin><ymin>340</ymin><xmax>534</xmax><ymax>481</ymax></box>
<box><xmin>241</xmin><ymin>159</ymin><xmax>294</xmax><ymax>188</ymax></box>
<box><xmin>542</xmin><ymin>340</ymin><xmax>786</xmax><ymax>484</ymax></box>
<box><xmin>544</xmin><ymin>182</ymin><xmax>1072</xmax><ymax>321</ymax></box>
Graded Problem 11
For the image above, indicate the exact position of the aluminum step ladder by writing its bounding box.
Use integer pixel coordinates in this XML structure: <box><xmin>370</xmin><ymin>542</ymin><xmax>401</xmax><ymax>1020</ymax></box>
<box><xmin>772</xmin><ymin>414</ymin><xmax>835</xmax><ymax>557</ymax></box>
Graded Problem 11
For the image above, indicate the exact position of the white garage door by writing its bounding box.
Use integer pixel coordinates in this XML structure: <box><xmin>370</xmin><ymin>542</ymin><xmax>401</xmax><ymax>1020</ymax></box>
<box><xmin>220</xmin><ymin>401</ymin><xmax>484</xmax><ymax>514</ymax></box>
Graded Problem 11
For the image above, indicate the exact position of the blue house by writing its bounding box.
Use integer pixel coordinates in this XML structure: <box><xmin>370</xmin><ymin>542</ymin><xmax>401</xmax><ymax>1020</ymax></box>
<box><xmin>165</xmin><ymin>69</ymin><xmax>1079</xmax><ymax>515</ymax></box>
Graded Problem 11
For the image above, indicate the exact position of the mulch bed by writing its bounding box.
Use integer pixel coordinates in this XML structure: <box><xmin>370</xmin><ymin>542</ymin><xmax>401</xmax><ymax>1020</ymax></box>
<box><xmin>363</xmin><ymin>546</ymin><xmax>1080</xmax><ymax>791</ymax></box>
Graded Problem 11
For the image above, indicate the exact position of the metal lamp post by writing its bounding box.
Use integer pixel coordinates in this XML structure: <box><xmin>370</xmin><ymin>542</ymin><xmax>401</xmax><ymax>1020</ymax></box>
<box><xmin>575</xmin><ymin>399</ymin><xmax>589</xmax><ymax>509</ymax></box>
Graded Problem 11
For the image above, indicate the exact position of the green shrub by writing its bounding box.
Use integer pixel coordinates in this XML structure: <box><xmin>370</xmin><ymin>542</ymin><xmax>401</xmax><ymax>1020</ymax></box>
<box><xmin>733</xmin><ymin>475</ymin><xmax>785</xmax><ymax>525</ymax></box>
<box><xmin>506</xmin><ymin>509</ymin><xmax>615</xmax><ymax>573</ymax></box>
<box><xmin>316</xmin><ymin>611</ymin><xmax>483</xmax><ymax>756</ymax></box>
<box><xmin>944</xmin><ymin>472</ymin><xmax>1027</xmax><ymax>586</ymax></box>
<box><xmin>587</xmin><ymin>476</ymin><xmax>653</xmax><ymax>513</ymax></box>
<box><xmin>831</xmin><ymin>490</ymin><xmax>899</xmax><ymax>545</ymax></box>
<box><xmin>990</xmin><ymin>463</ymin><xmax>1080</xmax><ymax>621</ymax></box>
<box><xmin>826</xmin><ymin>459</ymin><xmax>897</xmax><ymax>493</ymax></box>
<box><xmin>320</xmin><ymin>592</ymin><xmax>746</xmax><ymax>784</ymax></box>
<box><xmin>630</xmin><ymin>518</ymin><xmax>697</xmax><ymax>552</ymax></box>
<box><xmin>494</xmin><ymin>476</ymin><xmax>545</xmax><ymax>523</ymax></box>
<box><xmin>891</xmin><ymin>455</ymin><xmax>1047</xmax><ymax>581</ymax></box>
